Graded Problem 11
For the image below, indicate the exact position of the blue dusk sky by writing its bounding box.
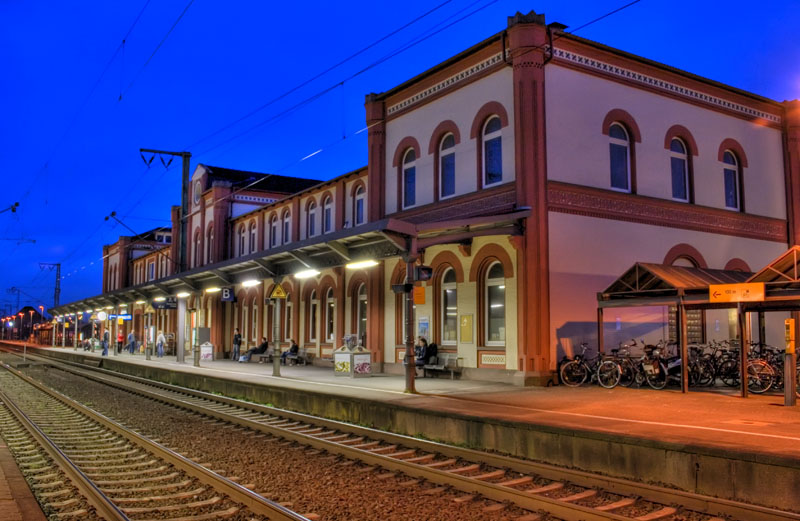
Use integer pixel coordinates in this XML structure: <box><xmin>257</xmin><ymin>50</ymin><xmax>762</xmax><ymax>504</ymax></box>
<box><xmin>1</xmin><ymin>0</ymin><xmax>799</xmax><ymax>313</ymax></box>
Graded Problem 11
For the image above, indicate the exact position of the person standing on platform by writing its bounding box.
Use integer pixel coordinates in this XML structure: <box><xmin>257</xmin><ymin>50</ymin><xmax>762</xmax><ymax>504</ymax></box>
<box><xmin>117</xmin><ymin>331</ymin><xmax>123</xmax><ymax>354</ymax></box>
<box><xmin>156</xmin><ymin>330</ymin><xmax>166</xmax><ymax>358</ymax></box>
<box><xmin>102</xmin><ymin>330</ymin><xmax>109</xmax><ymax>356</ymax></box>
<box><xmin>127</xmin><ymin>331</ymin><xmax>136</xmax><ymax>354</ymax></box>
<box><xmin>232</xmin><ymin>328</ymin><xmax>241</xmax><ymax>361</ymax></box>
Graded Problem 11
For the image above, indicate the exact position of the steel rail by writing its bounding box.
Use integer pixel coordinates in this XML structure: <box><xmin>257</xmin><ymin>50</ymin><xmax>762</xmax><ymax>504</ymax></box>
<box><xmin>0</xmin><ymin>361</ymin><xmax>310</xmax><ymax>521</ymax></box>
<box><xmin>0</xmin><ymin>385</ymin><xmax>130</xmax><ymax>521</ymax></box>
<box><xmin>6</xmin><ymin>346</ymin><xmax>800</xmax><ymax>521</ymax></box>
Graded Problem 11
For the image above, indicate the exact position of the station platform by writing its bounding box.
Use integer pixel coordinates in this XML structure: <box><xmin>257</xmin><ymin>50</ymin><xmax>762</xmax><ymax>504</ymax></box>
<box><xmin>3</xmin><ymin>342</ymin><xmax>799</xmax><ymax>511</ymax></box>
<box><xmin>0</xmin><ymin>441</ymin><xmax>46</xmax><ymax>521</ymax></box>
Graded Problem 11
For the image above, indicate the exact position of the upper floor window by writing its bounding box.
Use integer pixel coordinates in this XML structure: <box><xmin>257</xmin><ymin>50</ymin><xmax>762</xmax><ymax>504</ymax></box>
<box><xmin>270</xmin><ymin>215</ymin><xmax>279</xmax><ymax>248</ymax></box>
<box><xmin>670</xmin><ymin>138</ymin><xmax>689</xmax><ymax>202</ymax></box>
<box><xmin>238</xmin><ymin>225</ymin><xmax>246</xmax><ymax>256</ymax></box>
<box><xmin>723</xmin><ymin>151</ymin><xmax>742</xmax><ymax>211</ymax></box>
<box><xmin>307</xmin><ymin>201</ymin><xmax>317</xmax><ymax>237</ymax></box>
<box><xmin>402</xmin><ymin>149</ymin><xmax>416</xmax><ymax>209</ymax></box>
<box><xmin>282</xmin><ymin>211</ymin><xmax>291</xmax><ymax>244</ymax></box>
<box><xmin>441</xmin><ymin>268</ymin><xmax>457</xmax><ymax>345</ymax></box>
<box><xmin>148</xmin><ymin>262</ymin><xmax>155</xmax><ymax>281</ymax></box>
<box><xmin>249</xmin><ymin>221</ymin><xmax>257</xmax><ymax>252</ymax></box>
<box><xmin>354</xmin><ymin>186</ymin><xmax>366</xmax><ymax>225</ymax></box>
<box><xmin>609</xmin><ymin>123</ymin><xmax>631</xmax><ymax>192</ymax></box>
<box><xmin>206</xmin><ymin>226</ymin><xmax>214</xmax><ymax>264</ymax></box>
<box><xmin>193</xmin><ymin>230</ymin><xmax>201</xmax><ymax>268</ymax></box>
<box><xmin>483</xmin><ymin>116</ymin><xmax>502</xmax><ymax>187</ymax></box>
<box><xmin>323</xmin><ymin>196</ymin><xmax>333</xmax><ymax>234</ymax></box>
<box><xmin>440</xmin><ymin>134</ymin><xmax>456</xmax><ymax>199</ymax></box>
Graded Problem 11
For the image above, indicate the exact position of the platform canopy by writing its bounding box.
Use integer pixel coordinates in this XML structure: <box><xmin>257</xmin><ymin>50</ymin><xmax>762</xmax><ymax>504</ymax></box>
<box><xmin>599</xmin><ymin>262</ymin><xmax>752</xmax><ymax>308</ymax></box>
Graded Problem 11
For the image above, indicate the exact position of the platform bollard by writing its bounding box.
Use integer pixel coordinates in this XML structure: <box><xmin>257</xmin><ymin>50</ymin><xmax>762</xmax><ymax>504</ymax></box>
<box><xmin>193</xmin><ymin>347</ymin><xmax>200</xmax><ymax>367</ymax></box>
<box><xmin>146</xmin><ymin>347</ymin><xmax>151</xmax><ymax>360</ymax></box>
<box><xmin>785</xmin><ymin>352</ymin><xmax>796</xmax><ymax>406</ymax></box>
<box><xmin>23</xmin><ymin>343</ymin><xmax>26</xmax><ymax>362</ymax></box>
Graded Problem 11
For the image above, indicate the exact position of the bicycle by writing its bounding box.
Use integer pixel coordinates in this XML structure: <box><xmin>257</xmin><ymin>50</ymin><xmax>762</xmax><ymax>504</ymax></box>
<box><xmin>559</xmin><ymin>343</ymin><xmax>621</xmax><ymax>389</ymax></box>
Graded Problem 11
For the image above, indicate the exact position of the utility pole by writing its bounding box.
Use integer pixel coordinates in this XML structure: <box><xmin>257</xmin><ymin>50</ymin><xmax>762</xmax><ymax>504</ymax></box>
<box><xmin>139</xmin><ymin>148</ymin><xmax>191</xmax><ymax>273</ymax></box>
<box><xmin>39</xmin><ymin>263</ymin><xmax>61</xmax><ymax>307</ymax></box>
<box><xmin>7</xmin><ymin>287</ymin><xmax>20</xmax><ymax>312</ymax></box>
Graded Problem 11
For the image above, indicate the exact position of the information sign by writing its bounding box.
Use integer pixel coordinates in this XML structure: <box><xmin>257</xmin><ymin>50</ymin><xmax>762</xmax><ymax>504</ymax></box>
<box><xmin>709</xmin><ymin>282</ymin><xmax>765</xmax><ymax>303</ymax></box>
<box><xmin>269</xmin><ymin>284</ymin><xmax>287</xmax><ymax>299</ymax></box>
<box><xmin>220</xmin><ymin>287</ymin><xmax>235</xmax><ymax>302</ymax></box>
<box><xmin>413</xmin><ymin>285</ymin><xmax>425</xmax><ymax>305</ymax></box>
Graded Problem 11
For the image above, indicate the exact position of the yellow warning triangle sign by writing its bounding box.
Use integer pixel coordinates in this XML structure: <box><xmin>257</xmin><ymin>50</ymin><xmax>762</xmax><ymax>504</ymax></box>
<box><xmin>269</xmin><ymin>284</ymin><xmax>287</xmax><ymax>299</ymax></box>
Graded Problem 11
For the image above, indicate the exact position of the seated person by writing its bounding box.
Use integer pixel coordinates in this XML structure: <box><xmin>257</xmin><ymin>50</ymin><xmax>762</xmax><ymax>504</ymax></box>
<box><xmin>280</xmin><ymin>339</ymin><xmax>300</xmax><ymax>365</ymax></box>
<box><xmin>240</xmin><ymin>337</ymin><xmax>270</xmax><ymax>362</ymax></box>
<box><xmin>415</xmin><ymin>337</ymin><xmax>429</xmax><ymax>367</ymax></box>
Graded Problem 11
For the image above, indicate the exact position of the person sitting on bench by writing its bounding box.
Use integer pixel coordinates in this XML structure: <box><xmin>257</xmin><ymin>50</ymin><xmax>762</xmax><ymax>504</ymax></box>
<box><xmin>415</xmin><ymin>337</ymin><xmax>436</xmax><ymax>367</ymax></box>
<box><xmin>240</xmin><ymin>337</ymin><xmax>269</xmax><ymax>362</ymax></box>
<box><xmin>280</xmin><ymin>339</ymin><xmax>299</xmax><ymax>365</ymax></box>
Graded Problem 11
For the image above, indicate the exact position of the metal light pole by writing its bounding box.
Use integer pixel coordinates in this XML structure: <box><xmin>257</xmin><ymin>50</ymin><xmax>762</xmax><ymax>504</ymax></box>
<box><xmin>404</xmin><ymin>259</ymin><xmax>418</xmax><ymax>394</ymax></box>
<box><xmin>273</xmin><ymin>297</ymin><xmax>282</xmax><ymax>376</ymax></box>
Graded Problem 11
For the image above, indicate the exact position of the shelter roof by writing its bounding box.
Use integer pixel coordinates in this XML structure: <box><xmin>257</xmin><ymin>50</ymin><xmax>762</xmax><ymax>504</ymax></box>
<box><xmin>748</xmin><ymin>246</ymin><xmax>800</xmax><ymax>286</ymax></box>
<box><xmin>603</xmin><ymin>263</ymin><xmax>751</xmax><ymax>297</ymax></box>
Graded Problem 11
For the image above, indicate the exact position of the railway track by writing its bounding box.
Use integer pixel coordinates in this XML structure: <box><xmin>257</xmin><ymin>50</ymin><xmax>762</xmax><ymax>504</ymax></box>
<box><xmin>0</xmin><ymin>362</ymin><xmax>313</xmax><ymax>521</ymax></box>
<box><xmin>4</xmin><ymin>347</ymin><xmax>800</xmax><ymax>521</ymax></box>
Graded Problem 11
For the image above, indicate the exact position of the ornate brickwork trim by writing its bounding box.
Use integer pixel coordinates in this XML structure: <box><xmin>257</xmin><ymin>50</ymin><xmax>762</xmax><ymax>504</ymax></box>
<box><xmin>479</xmin><ymin>352</ymin><xmax>506</xmax><ymax>367</ymax></box>
<box><xmin>387</xmin><ymin>52</ymin><xmax>505</xmax><ymax>116</ymax></box>
<box><xmin>233</xmin><ymin>195</ymin><xmax>277</xmax><ymax>204</ymax></box>
<box><xmin>550</xmin><ymin>47</ymin><xmax>782</xmax><ymax>125</ymax></box>
<box><xmin>548</xmin><ymin>181</ymin><xmax>787</xmax><ymax>243</ymax></box>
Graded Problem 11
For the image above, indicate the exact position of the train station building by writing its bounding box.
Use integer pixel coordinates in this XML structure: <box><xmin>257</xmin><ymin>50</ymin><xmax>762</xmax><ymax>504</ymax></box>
<box><xmin>49</xmin><ymin>11</ymin><xmax>800</xmax><ymax>386</ymax></box>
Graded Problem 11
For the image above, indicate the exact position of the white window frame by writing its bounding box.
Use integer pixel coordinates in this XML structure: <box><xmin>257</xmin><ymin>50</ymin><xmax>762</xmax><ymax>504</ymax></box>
<box><xmin>402</xmin><ymin>148</ymin><xmax>416</xmax><ymax>209</ymax></box>
<box><xmin>148</xmin><ymin>261</ymin><xmax>155</xmax><ymax>281</ymax></box>
<box><xmin>251</xmin><ymin>299</ymin><xmax>258</xmax><ymax>342</ymax></box>
<box><xmin>608</xmin><ymin>123</ymin><xmax>631</xmax><ymax>193</ymax></box>
<box><xmin>354</xmin><ymin>186</ymin><xmax>366</xmax><ymax>225</ymax></box>
<box><xmin>485</xmin><ymin>262</ymin><xmax>506</xmax><ymax>347</ymax></box>
<box><xmin>670</xmin><ymin>138</ymin><xmax>689</xmax><ymax>203</ymax></box>
<box><xmin>441</xmin><ymin>268</ymin><xmax>457</xmax><ymax>345</ymax></box>
<box><xmin>206</xmin><ymin>226</ymin><xmax>214</xmax><ymax>264</ymax></box>
<box><xmin>284</xmin><ymin>294</ymin><xmax>293</xmax><ymax>341</ymax></box>
<box><xmin>249</xmin><ymin>221</ymin><xmax>257</xmax><ymax>253</ymax></box>
<box><xmin>439</xmin><ymin>133</ymin><xmax>456</xmax><ymax>199</ymax></box>
<box><xmin>722</xmin><ymin>150</ymin><xmax>741</xmax><ymax>211</ymax></box>
<box><xmin>238</xmin><ymin>225</ymin><xmax>246</xmax><ymax>256</ymax></box>
<box><xmin>270</xmin><ymin>215</ymin><xmax>279</xmax><ymax>248</ymax></box>
<box><xmin>482</xmin><ymin>116</ymin><xmax>503</xmax><ymax>188</ymax></box>
<box><xmin>309</xmin><ymin>290</ymin><xmax>318</xmax><ymax>342</ymax></box>
<box><xmin>282</xmin><ymin>211</ymin><xmax>291</xmax><ymax>245</ymax></box>
<box><xmin>323</xmin><ymin>197</ymin><xmax>333</xmax><ymax>234</ymax></box>
<box><xmin>307</xmin><ymin>201</ymin><xmax>317</xmax><ymax>238</ymax></box>
<box><xmin>325</xmin><ymin>288</ymin><xmax>335</xmax><ymax>343</ymax></box>
<box><xmin>357</xmin><ymin>283</ymin><xmax>368</xmax><ymax>343</ymax></box>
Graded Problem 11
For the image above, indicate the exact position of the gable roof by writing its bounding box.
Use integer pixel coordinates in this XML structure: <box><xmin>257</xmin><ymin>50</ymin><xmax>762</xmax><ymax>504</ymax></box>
<box><xmin>604</xmin><ymin>262</ymin><xmax>751</xmax><ymax>297</ymax></box>
<box><xmin>202</xmin><ymin>165</ymin><xmax>321</xmax><ymax>194</ymax></box>
<box><xmin>748</xmin><ymin>246</ymin><xmax>800</xmax><ymax>286</ymax></box>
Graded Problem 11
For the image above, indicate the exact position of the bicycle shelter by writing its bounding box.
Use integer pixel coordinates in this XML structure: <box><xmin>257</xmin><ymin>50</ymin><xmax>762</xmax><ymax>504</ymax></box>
<box><xmin>597</xmin><ymin>246</ymin><xmax>800</xmax><ymax>398</ymax></box>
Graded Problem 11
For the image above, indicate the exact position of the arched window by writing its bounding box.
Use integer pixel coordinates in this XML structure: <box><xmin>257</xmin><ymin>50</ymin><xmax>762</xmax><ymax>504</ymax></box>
<box><xmin>440</xmin><ymin>133</ymin><xmax>456</xmax><ymax>199</ymax></box>
<box><xmin>269</xmin><ymin>215</ymin><xmax>279</xmax><ymax>248</ymax></box>
<box><xmin>323</xmin><ymin>196</ymin><xmax>333</xmax><ymax>234</ymax></box>
<box><xmin>249</xmin><ymin>221</ymin><xmax>257</xmax><ymax>252</ymax></box>
<box><xmin>354</xmin><ymin>186</ymin><xmax>366</xmax><ymax>225</ymax></box>
<box><xmin>284</xmin><ymin>293</ymin><xmax>293</xmax><ymax>341</ymax></box>
<box><xmin>251</xmin><ymin>298</ymin><xmax>258</xmax><ymax>342</ymax></box>
<box><xmin>206</xmin><ymin>226</ymin><xmax>214</xmax><ymax>264</ymax></box>
<box><xmin>307</xmin><ymin>201</ymin><xmax>317</xmax><ymax>238</ymax></box>
<box><xmin>670</xmin><ymin>138</ymin><xmax>690</xmax><ymax>202</ymax></box>
<box><xmin>483</xmin><ymin>116</ymin><xmax>502</xmax><ymax>187</ymax></box>
<box><xmin>357</xmin><ymin>283</ymin><xmax>368</xmax><ymax>346</ymax></box>
<box><xmin>193</xmin><ymin>230</ymin><xmax>201</xmax><ymax>268</ymax></box>
<box><xmin>282</xmin><ymin>210</ymin><xmax>291</xmax><ymax>245</ymax></box>
<box><xmin>325</xmin><ymin>288</ymin><xmax>335</xmax><ymax>343</ymax></box>
<box><xmin>723</xmin><ymin>150</ymin><xmax>743</xmax><ymax>211</ymax></box>
<box><xmin>238</xmin><ymin>225</ymin><xmax>246</xmax><ymax>256</ymax></box>
<box><xmin>402</xmin><ymin>149</ymin><xmax>416</xmax><ymax>209</ymax></box>
<box><xmin>609</xmin><ymin>123</ymin><xmax>631</xmax><ymax>192</ymax></box>
<box><xmin>308</xmin><ymin>290</ymin><xmax>318</xmax><ymax>341</ymax></box>
<box><xmin>441</xmin><ymin>268</ymin><xmax>457</xmax><ymax>345</ymax></box>
<box><xmin>485</xmin><ymin>262</ymin><xmax>505</xmax><ymax>346</ymax></box>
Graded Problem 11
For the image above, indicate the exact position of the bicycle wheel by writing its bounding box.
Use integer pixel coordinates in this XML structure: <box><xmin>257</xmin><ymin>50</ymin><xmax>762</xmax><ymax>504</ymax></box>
<box><xmin>645</xmin><ymin>361</ymin><xmax>668</xmax><ymax>390</ymax></box>
<box><xmin>560</xmin><ymin>360</ymin><xmax>588</xmax><ymax>387</ymax></box>
<box><xmin>692</xmin><ymin>358</ymin><xmax>715</xmax><ymax>387</ymax></box>
<box><xmin>618</xmin><ymin>359</ymin><xmax>636</xmax><ymax>387</ymax></box>
<box><xmin>718</xmin><ymin>359</ymin><xmax>740</xmax><ymax>387</ymax></box>
<box><xmin>596</xmin><ymin>360</ymin><xmax>621</xmax><ymax>389</ymax></box>
<box><xmin>747</xmin><ymin>360</ymin><xmax>774</xmax><ymax>394</ymax></box>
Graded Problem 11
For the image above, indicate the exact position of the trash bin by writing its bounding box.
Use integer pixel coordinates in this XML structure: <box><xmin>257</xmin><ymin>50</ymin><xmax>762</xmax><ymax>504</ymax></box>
<box><xmin>334</xmin><ymin>335</ymin><xmax>371</xmax><ymax>377</ymax></box>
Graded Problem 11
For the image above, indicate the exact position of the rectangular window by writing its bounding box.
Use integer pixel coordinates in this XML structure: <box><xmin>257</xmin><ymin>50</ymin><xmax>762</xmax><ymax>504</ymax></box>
<box><xmin>441</xmin><ymin>153</ymin><xmax>455</xmax><ymax>198</ymax></box>
<box><xmin>671</xmin><ymin>157</ymin><xmax>688</xmax><ymax>201</ymax></box>
<box><xmin>283</xmin><ymin>219</ymin><xmax>290</xmax><ymax>244</ymax></box>
<box><xmin>326</xmin><ymin>301</ymin><xmax>335</xmax><ymax>342</ymax></box>
<box><xmin>284</xmin><ymin>301</ymin><xmax>292</xmax><ymax>341</ymax></box>
<box><xmin>487</xmin><ymin>285</ymin><xmax>505</xmax><ymax>344</ymax></box>
<box><xmin>148</xmin><ymin>262</ymin><xmax>155</xmax><ymax>281</ymax></box>
<box><xmin>309</xmin><ymin>301</ymin><xmax>317</xmax><ymax>341</ymax></box>
<box><xmin>358</xmin><ymin>299</ymin><xmax>367</xmax><ymax>342</ymax></box>
<box><xmin>724</xmin><ymin>168</ymin><xmax>739</xmax><ymax>209</ymax></box>
<box><xmin>324</xmin><ymin>207</ymin><xmax>332</xmax><ymax>233</ymax></box>
<box><xmin>484</xmin><ymin>137</ymin><xmax>502</xmax><ymax>185</ymax></box>
<box><xmin>403</xmin><ymin>166</ymin><xmax>415</xmax><ymax>207</ymax></box>
<box><xmin>252</xmin><ymin>306</ymin><xmax>258</xmax><ymax>341</ymax></box>
<box><xmin>609</xmin><ymin>143</ymin><xmax>629</xmax><ymax>191</ymax></box>
<box><xmin>355</xmin><ymin>198</ymin><xmax>364</xmax><ymax>225</ymax></box>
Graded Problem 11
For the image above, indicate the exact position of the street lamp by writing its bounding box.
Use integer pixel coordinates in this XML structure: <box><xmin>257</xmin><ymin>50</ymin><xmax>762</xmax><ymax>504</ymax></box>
<box><xmin>28</xmin><ymin>309</ymin><xmax>34</xmax><ymax>341</ymax></box>
<box><xmin>17</xmin><ymin>312</ymin><xmax>23</xmax><ymax>340</ymax></box>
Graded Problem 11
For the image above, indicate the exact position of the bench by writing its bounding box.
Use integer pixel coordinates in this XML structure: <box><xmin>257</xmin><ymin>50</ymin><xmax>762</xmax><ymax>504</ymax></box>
<box><xmin>285</xmin><ymin>347</ymin><xmax>314</xmax><ymax>366</ymax></box>
<box><xmin>255</xmin><ymin>352</ymin><xmax>273</xmax><ymax>363</ymax></box>
<box><xmin>423</xmin><ymin>353</ymin><xmax>462</xmax><ymax>379</ymax></box>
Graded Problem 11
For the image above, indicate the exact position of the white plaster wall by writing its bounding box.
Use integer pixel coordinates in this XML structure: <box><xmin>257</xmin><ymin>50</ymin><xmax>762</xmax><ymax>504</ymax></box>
<box><xmin>545</xmin><ymin>65</ymin><xmax>786</xmax><ymax>219</ymax></box>
<box><xmin>548</xmin><ymin>211</ymin><xmax>789</xmax><ymax>366</ymax></box>
<box><xmin>385</xmin><ymin>69</ymin><xmax>515</xmax><ymax>215</ymax></box>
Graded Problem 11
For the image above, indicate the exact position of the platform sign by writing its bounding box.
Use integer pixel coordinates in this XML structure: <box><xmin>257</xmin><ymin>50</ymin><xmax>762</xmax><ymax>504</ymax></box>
<box><xmin>220</xmin><ymin>287</ymin><xmax>235</xmax><ymax>302</ymax></box>
<box><xmin>269</xmin><ymin>284</ymin><xmax>287</xmax><ymax>299</ymax></box>
<box><xmin>413</xmin><ymin>285</ymin><xmax>425</xmax><ymax>305</ymax></box>
<box><xmin>709</xmin><ymin>282</ymin><xmax>765</xmax><ymax>303</ymax></box>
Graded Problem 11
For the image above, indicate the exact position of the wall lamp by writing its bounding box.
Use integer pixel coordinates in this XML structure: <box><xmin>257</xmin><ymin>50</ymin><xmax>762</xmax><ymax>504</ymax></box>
<box><xmin>294</xmin><ymin>269</ymin><xmax>320</xmax><ymax>280</ymax></box>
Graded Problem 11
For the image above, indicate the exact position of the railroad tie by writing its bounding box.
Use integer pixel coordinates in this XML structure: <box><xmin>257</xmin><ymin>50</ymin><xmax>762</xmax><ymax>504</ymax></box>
<box><xmin>525</xmin><ymin>482</ymin><xmax>564</xmax><ymax>494</ymax></box>
<box><xmin>351</xmin><ymin>441</ymin><xmax>380</xmax><ymax>450</ymax></box>
<box><xmin>137</xmin><ymin>505</ymin><xmax>240</xmax><ymax>521</ymax></box>
<box><xmin>338</xmin><ymin>437</ymin><xmax>365</xmax><ymax>445</ymax></box>
<box><xmin>452</xmin><ymin>494</ymin><xmax>475</xmax><ymax>503</ymax></box>
<box><xmin>447</xmin><ymin>463</ymin><xmax>481</xmax><ymax>475</ymax></box>
<box><xmin>560</xmin><ymin>489</ymin><xmax>597</xmax><ymax>502</ymax></box>
<box><xmin>635</xmin><ymin>507</ymin><xmax>678</xmax><ymax>520</ymax></box>
<box><xmin>473</xmin><ymin>469</ymin><xmax>506</xmax><ymax>481</ymax></box>
<box><xmin>424</xmin><ymin>458</ymin><xmax>457</xmax><ymax>469</ymax></box>
<box><xmin>514</xmin><ymin>513</ymin><xmax>543</xmax><ymax>521</ymax></box>
<box><xmin>387</xmin><ymin>449</ymin><xmax>416</xmax><ymax>459</ymax></box>
<box><xmin>595</xmin><ymin>497</ymin><xmax>636</xmax><ymax>511</ymax></box>
<box><xmin>497</xmin><ymin>476</ymin><xmax>533</xmax><ymax>487</ymax></box>
<box><xmin>54</xmin><ymin>509</ymin><xmax>89</xmax><ymax>519</ymax></box>
<box><xmin>483</xmin><ymin>503</ymin><xmax>506</xmax><ymax>513</ymax></box>
<box><xmin>404</xmin><ymin>454</ymin><xmax>435</xmax><ymax>464</ymax></box>
<box><xmin>368</xmin><ymin>445</ymin><xmax>398</xmax><ymax>454</ymax></box>
<box><xmin>121</xmin><ymin>496</ymin><xmax>222</xmax><ymax>514</ymax></box>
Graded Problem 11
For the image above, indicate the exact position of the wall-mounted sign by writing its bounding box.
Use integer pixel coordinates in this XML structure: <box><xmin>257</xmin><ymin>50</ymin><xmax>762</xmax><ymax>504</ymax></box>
<box><xmin>220</xmin><ymin>287</ymin><xmax>235</xmax><ymax>302</ymax></box>
<box><xmin>709</xmin><ymin>282</ymin><xmax>765</xmax><ymax>303</ymax></box>
<box><xmin>153</xmin><ymin>297</ymin><xmax>178</xmax><ymax>310</ymax></box>
<box><xmin>269</xmin><ymin>284</ymin><xmax>287</xmax><ymax>299</ymax></box>
<box><xmin>413</xmin><ymin>285</ymin><xmax>426</xmax><ymax>305</ymax></box>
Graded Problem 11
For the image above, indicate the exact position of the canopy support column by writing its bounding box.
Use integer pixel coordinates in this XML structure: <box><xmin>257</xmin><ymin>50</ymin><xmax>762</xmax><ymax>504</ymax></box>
<box><xmin>738</xmin><ymin>303</ymin><xmax>749</xmax><ymax>398</ymax></box>
<box><xmin>758</xmin><ymin>311</ymin><xmax>766</xmax><ymax>344</ymax></box>
<box><xmin>678</xmin><ymin>299</ymin><xmax>689</xmax><ymax>393</ymax></box>
<box><xmin>597</xmin><ymin>307</ymin><xmax>604</xmax><ymax>355</ymax></box>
